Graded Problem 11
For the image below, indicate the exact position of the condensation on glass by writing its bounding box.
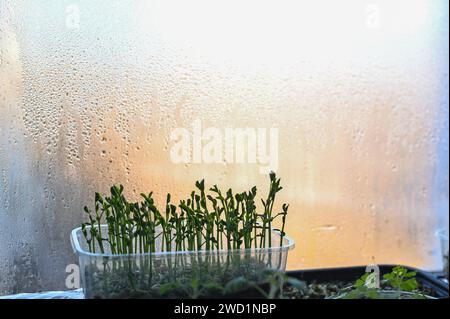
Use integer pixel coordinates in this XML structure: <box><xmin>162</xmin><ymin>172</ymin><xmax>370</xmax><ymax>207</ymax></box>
<box><xmin>0</xmin><ymin>0</ymin><xmax>448</xmax><ymax>294</ymax></box>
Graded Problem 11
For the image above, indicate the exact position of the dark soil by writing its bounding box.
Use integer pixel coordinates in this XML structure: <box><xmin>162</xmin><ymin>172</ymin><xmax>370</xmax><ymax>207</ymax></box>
<box><xmin>281</xmin><ymin>280</ymin><xmax>440</xmax><ymax>299</ymax></box>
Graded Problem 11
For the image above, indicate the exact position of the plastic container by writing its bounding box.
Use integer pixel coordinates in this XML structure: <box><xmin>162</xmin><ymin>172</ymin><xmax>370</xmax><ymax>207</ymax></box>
<box><xmin>436</xmin><ymin>229</ymin><xmax>449</xmax><ymax>280</ymax></box>
<box><xmin>71</xmin><ymin>225</ymin><xmax>294</xmax><ymax>299</ymax></box>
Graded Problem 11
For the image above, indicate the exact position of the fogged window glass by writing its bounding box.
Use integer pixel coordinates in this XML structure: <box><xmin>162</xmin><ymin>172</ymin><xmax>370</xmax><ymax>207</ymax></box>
<box><xmin>0</xmin><ymin>0</ymin><xmax>448</xmax><ymax>294</ymax></box>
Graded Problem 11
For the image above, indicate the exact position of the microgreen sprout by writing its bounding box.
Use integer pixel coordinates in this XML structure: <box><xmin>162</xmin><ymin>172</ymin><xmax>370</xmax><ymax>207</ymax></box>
<box><xmin>79</xmin><ymin>173</ymin><xmax>291</xmax><ymax>298</ymax></box>
<box><xmin>81</xmin><ymin>172</ymin><xmax>289</xmax><ymax>255</ymax></box>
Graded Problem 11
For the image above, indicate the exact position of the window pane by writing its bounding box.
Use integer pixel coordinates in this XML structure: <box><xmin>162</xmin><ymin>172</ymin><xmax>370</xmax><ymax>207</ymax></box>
<box><xmin>0</xmin><ymin>0</ymin><xmax>448</xmax><ymax>293</ymax></box>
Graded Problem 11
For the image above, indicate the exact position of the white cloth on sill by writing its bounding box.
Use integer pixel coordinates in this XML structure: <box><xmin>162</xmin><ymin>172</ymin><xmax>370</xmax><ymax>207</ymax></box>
<box><xmin>0</xmin><ymin>289</ymin><xmax>84</xmax><ymax>299</ymax></box>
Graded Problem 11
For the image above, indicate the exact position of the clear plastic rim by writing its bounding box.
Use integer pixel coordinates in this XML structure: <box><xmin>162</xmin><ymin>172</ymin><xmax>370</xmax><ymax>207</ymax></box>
<box><xmin>436</xmin><ymin>229</ymin><xmax>449</xmax><ymax>240</ymax></box>
<box><xmin>70</xmin><ymin>225</ymin><xmax>295</xmax><ymax>258</ymax></box>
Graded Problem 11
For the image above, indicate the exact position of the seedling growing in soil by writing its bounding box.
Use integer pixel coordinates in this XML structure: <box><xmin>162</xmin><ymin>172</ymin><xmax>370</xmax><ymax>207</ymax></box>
<box><xmin>82</xmin><ymin>172</ymin><xmax>288</xmax><ymax>255</ymax></box>
<box><xmin>338</xmin><ymin>266</ymin><xmax>428</xmax><ymax>299</ymax></box>
<box><xmin>221</xmin><ymin>270</ymin><xmax>308</xmax><ymax>299</ymax></box>
<box><xmin>79</xmin><ymin>173</ymin><xmax>291</xmax><ymax>298</ymax></box>
<box><xmin>382</xmin><ymin>265</ymin><xmax>419</xmax><ymax>292</ymax></box>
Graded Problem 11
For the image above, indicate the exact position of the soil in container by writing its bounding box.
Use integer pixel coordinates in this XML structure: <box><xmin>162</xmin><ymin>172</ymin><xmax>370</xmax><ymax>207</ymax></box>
<box><xmin>82</xmin><ymin>251</ymin><xmax>285</xmax><ymax>299</ymax></box>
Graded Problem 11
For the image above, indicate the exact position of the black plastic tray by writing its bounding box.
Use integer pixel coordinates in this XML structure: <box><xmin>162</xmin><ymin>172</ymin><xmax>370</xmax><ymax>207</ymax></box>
<box><xmin>287</xmin><ymin>265</ymin><xmax>449</xmax><ymax>298</ymax></box>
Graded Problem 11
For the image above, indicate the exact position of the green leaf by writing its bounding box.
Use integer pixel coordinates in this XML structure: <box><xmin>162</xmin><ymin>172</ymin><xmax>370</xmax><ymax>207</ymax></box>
<box><xmin>224</xmin><ymin>276</ymin><xmax>249</xmax><ymax>295</ymax></box>
<box><xmin>159</xmin><ymin>282</ymin><xmax>180</xmax><ymax>294</ymax></box>
<box><xmin>404</xmin><ymin>271</ymin><xmax>417</xmax><ymax>277</ymax></box>
<box><xmin>355</xmin><ymin>273</ymin><xmax>369</xmax><ymax>287</ymax></box>
<box><xmin>203</xmin><ymin>282</ymin><xmax>224</xmax><ymax>291</ymax></box>
<box><xmin>383</xmin><ymin>273</ymin><xmax>394</xmax><ymax>280</ymax></box>
<box><xmin>191</xmin><ymin>278</ymin><xmax>199</xmax><ymax>290</ymax></box>
<box><xmin>366</xmin><ymin>289</ymin><xmax>380</xmax><ymax>299</ymax></box>
<box><xmin>399</xmin><ymin>278</ymin><xmax>418</xmax><ymax>292</ymax></box>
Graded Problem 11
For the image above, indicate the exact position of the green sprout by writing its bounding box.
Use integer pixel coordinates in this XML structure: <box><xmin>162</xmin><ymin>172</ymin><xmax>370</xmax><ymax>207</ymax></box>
<box><xmin>382</xmin><ymin>265</ymin><xmax>419</xmax><ymax>292</ymax></box>
<box><xmin>81</xmin><ymin>172</ymin><xmax>288</xmax><ymax>255</ymax></box>
<box><xmin>338</xmin><ymin>266</ymin><xmax>428</xmax><ymax>299</ymax></box>
<box><xmin>79</xmin><ymin>173</ymin><xmax>291</xmax><ymax>298</ymax></box>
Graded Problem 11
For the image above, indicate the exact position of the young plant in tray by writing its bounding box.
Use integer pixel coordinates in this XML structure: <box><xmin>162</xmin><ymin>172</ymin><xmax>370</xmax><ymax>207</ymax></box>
<box><xmin>77</xmin><ymin>172</ymin><xmax>292</xmax><ymax>298</ymax></box>
<box><xmin>336</xmin><ymin>266</ymin><xmax>432</xmax><ymax>299</ymax></box>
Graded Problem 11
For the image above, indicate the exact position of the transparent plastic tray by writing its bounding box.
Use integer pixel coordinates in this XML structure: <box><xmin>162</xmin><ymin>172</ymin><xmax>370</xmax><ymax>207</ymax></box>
<box><xmin>436</xmin><ymin>229</ymin><xmax>449</xmax><ymax>280</ymax></box>
<box><xmin>71</xmin><ymin>225</ymin><xmax>294</xmax><ymax>298</ymax></box>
